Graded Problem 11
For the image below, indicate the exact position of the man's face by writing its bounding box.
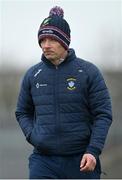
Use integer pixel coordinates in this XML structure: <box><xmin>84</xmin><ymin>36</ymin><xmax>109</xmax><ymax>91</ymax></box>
<box><xmin>40</xmin><ymin>37</ymin><xmax>66</xmax><ymax>62</ymax></box>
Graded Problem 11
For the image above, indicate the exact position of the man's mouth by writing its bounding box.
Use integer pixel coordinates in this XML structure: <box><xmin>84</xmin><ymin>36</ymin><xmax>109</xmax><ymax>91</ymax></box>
<box><xmin>44</xmin><ymin>51</ymin><xmax>54</xmax><ymax>55</ymax></box>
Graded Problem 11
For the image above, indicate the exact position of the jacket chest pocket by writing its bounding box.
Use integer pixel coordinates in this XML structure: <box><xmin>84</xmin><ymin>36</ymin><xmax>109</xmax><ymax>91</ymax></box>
<box><xmin>59</xmin><ymin>75</ymin><xmax>87</xmax><ymax>94</ymax></box>
<box><xmin>58</xmin><ymin>74</ymin><xmax>88</xmax><ymax>106</ymax></box>
<box><xmin>35</xmin><ymin>83</ymin><xmax>48</xmax><ymax>94</ymax></box>
<box><xmin>31</xmin><ymin>83</ymin><xmax>49</xmax><ymax>95</ymax></box>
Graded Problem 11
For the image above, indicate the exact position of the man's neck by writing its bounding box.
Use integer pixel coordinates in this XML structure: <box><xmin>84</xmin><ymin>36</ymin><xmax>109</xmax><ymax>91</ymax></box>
<box><xmin>51</xmin><ymin>51</ymin><xmax>68</xmax><ymax>66</ymax></box>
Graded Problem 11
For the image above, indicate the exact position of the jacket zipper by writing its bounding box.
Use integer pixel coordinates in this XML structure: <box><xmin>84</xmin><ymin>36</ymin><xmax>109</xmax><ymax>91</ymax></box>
<box><xmin>54</xmin><ymin>65</ymin><xmax>61</xmax><ymax>153</ymax></box>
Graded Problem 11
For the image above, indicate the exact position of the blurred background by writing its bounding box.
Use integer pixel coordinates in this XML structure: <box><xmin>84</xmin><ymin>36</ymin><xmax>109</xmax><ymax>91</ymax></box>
<box><xmin>0</xmin><ymin>0</ymin><xmax>122</xmax><ymax>178</ymax></box>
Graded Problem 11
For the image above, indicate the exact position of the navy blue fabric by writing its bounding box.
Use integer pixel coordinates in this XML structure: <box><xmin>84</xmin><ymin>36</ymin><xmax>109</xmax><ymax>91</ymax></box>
<box><xmin>15</xmin><ymin>48</ymin><xmax>112</xmax><ymax>158</ymax></box>
<box><xmin>29</xmin><ymin>152</ymin><xmax>101</xmax><ymax>179</ymax></box>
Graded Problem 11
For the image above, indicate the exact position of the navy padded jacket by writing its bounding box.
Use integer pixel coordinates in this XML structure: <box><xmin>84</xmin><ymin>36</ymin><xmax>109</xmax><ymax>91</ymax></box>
<box><xmin>15</xmin><ymin>49</ymin><xmax>112</xmax><ymax>158</ymax></box>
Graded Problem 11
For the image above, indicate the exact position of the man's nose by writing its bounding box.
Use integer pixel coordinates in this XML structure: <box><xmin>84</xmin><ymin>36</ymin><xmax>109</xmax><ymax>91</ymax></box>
<box><xmin>43</xmin><ymin>40</ymin><xmax>51</xmax><ymax>48</ymax></box>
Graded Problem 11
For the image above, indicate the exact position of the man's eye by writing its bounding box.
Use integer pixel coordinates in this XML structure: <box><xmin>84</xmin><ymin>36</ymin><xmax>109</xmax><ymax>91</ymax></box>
<box><xmin>50</xmin><ymin>39</ymin><xmax>56</xmax><ymax>42</ymax></box>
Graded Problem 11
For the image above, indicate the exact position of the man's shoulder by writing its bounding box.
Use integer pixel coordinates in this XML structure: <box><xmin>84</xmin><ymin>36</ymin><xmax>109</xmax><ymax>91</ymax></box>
<box><xmin>24</xmin><ymin>61</ymin><xmax>43</xmax><ymax>78</ymax></box>
<box><xmin>74</xmin><ymin>57</ymin><xmax>103</xmax><ymax>80</ymax></box>
<box><xmin>75</xmin><ymin>57</ymin><xmax>97</xmax><ymax>72</ymax></box>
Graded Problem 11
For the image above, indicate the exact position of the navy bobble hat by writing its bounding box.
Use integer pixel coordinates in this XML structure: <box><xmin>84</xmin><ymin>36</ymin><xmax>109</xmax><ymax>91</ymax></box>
<box><xmin>38</xmin><ymin>6</ymin><xmax>71</xmax><ymax>50</ymax></box>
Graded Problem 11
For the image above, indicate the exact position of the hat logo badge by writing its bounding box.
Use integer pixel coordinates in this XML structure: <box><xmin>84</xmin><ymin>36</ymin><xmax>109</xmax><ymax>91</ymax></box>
<box><xmin>42</xmin><ymin>30</ymin><xmax>54</xmax><ymax>34</ymax></box>
<box><xmin>42</xmin><ymin>17</ymin><xmax>51</xmax><ymax>26</ymax></box>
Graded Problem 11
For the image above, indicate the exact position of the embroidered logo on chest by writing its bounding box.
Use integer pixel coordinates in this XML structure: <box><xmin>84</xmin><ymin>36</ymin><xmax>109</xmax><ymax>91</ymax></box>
<box><xmin>67</xmin><ymin>78</ymin><xmax>76</xmax><ymax>90</ymax></box>
<box><xmin>36</xmin><ymin>83</ymin><xmax>47</xmax><ymax>88</ymax></box>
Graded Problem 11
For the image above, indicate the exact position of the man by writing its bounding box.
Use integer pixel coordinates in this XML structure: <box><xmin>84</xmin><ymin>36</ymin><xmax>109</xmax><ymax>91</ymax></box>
<box><xmin>15</xmin><ymin>6</ymin><xmax>112</xmax><ymax>179</ymax></box>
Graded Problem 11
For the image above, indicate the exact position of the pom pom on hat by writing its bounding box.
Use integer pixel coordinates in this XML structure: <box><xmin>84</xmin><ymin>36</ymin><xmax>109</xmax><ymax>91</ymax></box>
<box><xmin>49</xmin><ymin>6</ymin><xmax>64</xmax><ymax>18</ymax></box>
<box><xmin>38</xmin><ymin>6</ymin><xmax>71</xmax><ymax>50</ymax></box>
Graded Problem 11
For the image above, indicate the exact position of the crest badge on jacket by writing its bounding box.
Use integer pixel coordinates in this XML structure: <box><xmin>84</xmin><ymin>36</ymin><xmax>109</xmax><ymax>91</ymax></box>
<box><xmin>67</xmin><ymin>77</ymin><xmax>76</xmax><ymax>90</ymax></box>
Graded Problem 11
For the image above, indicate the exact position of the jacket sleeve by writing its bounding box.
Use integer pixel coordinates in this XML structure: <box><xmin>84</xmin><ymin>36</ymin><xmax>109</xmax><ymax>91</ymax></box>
<box><xmin>15</xmin><ymin>70</ymin><xmax>34</xmax><ymax>141</ymax></box>
<box><xmin>86</xmin><ymin>64</ymin><xmax>112</xmax><ymax>159</ymax></box>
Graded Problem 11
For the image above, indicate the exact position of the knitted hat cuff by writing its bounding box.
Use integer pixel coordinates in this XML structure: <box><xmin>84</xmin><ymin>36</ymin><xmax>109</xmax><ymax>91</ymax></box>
<box><xmin>38</xmin><ymin>26</ymin><xmax>70</xmax><ymax>50</ymax></box>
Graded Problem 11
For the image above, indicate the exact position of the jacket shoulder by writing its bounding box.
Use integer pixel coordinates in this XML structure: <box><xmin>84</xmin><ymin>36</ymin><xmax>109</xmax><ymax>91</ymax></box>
<box><xmin>75</xmin><ymin>58</ymin><xmax>103</xmax><ymax>78</ymax></box>
<box><xmin>25</xmin><ymin>61</ymin><xmax>43</xmax><ymax>78</ymax></box>
<box><xmin>75</xmin><ymin>57</ymin><xmax>97</xmax><ymax>70</ymax></box>
<box><xmin>20</xmin><ymin>61</ymin><xmax>43</xmax><ymax>89</ymax></box>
